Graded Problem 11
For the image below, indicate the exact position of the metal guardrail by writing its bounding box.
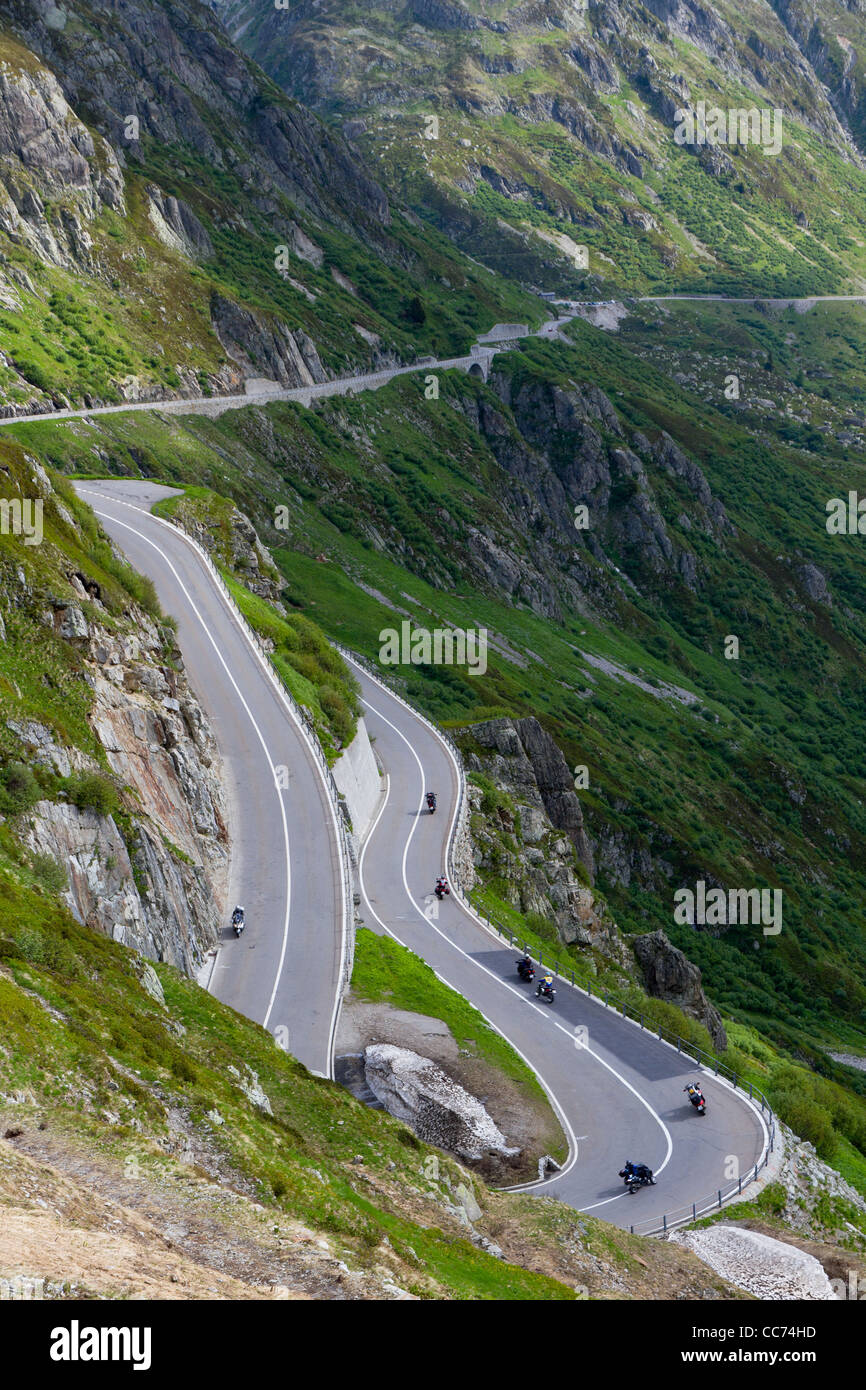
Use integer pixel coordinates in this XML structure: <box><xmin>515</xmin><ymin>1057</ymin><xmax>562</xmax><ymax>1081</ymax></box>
<box><xmin>334</xmin><ymin>644</ymin><xmax>776</xmax><ymax>1235</ymax></box>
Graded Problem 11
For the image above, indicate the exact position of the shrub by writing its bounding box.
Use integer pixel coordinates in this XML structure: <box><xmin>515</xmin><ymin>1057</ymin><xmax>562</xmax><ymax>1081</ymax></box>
<box><xmin>170</xmin><ymin>1053</ymin><xmax>198</xmax><ymax>1084</ymax></box>
<box><xmin>0</xmin><ymin>761</ymin><xmax>42</xmax><ymax>815</ymax></box>
<box><xmin>31</xmin><ymin>853</ymin><xmax>67</xmax><ymax>895</ymax></box>
<box><xmin>772</xmin><ymin>1088</ymin><xmax>837</xmax><ymax>1160</ymax></box>
<box><xmin>65</xmin><ymin>771</ymin><xmax>119</xmax><ymax>818</ymax></box>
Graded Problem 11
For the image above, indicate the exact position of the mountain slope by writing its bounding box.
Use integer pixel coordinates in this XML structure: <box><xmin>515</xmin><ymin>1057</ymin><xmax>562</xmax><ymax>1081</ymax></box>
<box><xmin>0</xmin><ymin>0</ymin><xmax>538</xmax><ymax>416</ymax></box>
<box><xmin>215</xmin><ymin>0</ymin><xmax>866</xmax><ymax>295</ymax></box>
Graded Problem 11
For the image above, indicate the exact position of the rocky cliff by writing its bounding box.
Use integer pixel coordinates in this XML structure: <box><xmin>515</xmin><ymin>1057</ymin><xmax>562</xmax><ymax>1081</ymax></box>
<box><xmin>460</xmin><ymin>715</ymin><xmax>629</xmax><ymax>965</ymax></box>
<box><xmin>459</xmin><ymin>714</ymin><xmax>725</xmax><ymax>1040</ymax></box>
<box><xmin>19</xmin><ymin>600</ymin><xmax>228</xmax><ymax>972</ymax></box>
<box><xmin>0</xmin><ymin>453</ymin><xmax>228</xmax><ymax>973</ymax></box>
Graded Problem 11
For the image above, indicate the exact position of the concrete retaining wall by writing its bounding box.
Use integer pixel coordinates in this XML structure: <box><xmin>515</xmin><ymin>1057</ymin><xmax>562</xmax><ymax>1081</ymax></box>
<box><xmin>333</xmin><ymin>717</ymin><xmax>383</xmax><ymax>846</ymax></box>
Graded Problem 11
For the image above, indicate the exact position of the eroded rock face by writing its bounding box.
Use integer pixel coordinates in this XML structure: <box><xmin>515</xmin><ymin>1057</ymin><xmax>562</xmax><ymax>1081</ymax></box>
<box><xmin>459</xmin><ymin>716</ymin><xmax>638</xmax><ymax>967</ymax></box>
<box><xmin>146</xmin><ymin>185</ymin><xmax>214</xmax><ymax>261</ymax></box>
<box><xmin>211</xmin><ymin>292</ymin><xmax>327</xmax><ymax>388</ymax></box>
<box><xmin>467</xmin><ymin>716</ymin><xmax>594</xmax><ymax>875</ymax></box>
<box><xmin>18</xmin><ymin>602</ymin><xmax>229</xmax><ymax>973</ymax></box>
<box><xmin>0</xmin><ymin>53</ymin><xmax>124</xmax><ymax>272</ymax></box>
<box><xmin>364</xmin><ymin>1045</ymin><xmax>519</xmax><ymax>1163</ymax></box>
<box><xmin>632</xmin><ymin>930</ymin><xmax>726</xmax><ymax>1048</ymax></box>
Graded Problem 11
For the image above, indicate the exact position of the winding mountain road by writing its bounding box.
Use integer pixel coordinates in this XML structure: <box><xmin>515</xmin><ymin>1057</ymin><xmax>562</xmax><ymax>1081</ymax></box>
<box><xmin>72</xmin><ymin>480</ymin><xmax>346</xmax><ymax>1078</ymax></box>
<box><xmin>72</xmin><ymin>479</ymin><xmax>770</xmax><ymax>1231</ymax></box>
<box><xmin>348</xmin><ymin>657</ymin><xmax>769</xmax><ymax>1228</ymax></box>
<box><xmin>4</xmin><ymin>295</ymin><xmax>861</xmax><ymax>432</ymax></box>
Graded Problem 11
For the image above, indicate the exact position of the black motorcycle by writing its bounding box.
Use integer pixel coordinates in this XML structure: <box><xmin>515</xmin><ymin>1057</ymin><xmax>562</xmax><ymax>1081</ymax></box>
<box><xmin>684</xmin><ymin>1084</ymin><xmax>706</xmax><ymax>1115</ymax></box>
<box><xmin>231</xmin><ymin>907</ymin><xmax>245</xmax><ymax>938</ymax></box>
<box><xmin>426</xmin><ymin>792</ymin><xmax>436</xmax><ymax>814</ymax></box>
<box><xmin>516</xmin><ymin>958</ymin><xmax>535</xmax><ymax>983</ymax></box>
<box><xmin>619</xmin><ymin>1164</ymin><xmax>656</xmax><ymax>1194</ymax></box>
<box><xmin>536</xmin><ymin>978</ymin><xmax>556</xmax><ymax>1004</ymax></box>
<box><xmin>434</xmin><ymin>879</ymin><xmax>450</xmax><ymax>900</ymax></box>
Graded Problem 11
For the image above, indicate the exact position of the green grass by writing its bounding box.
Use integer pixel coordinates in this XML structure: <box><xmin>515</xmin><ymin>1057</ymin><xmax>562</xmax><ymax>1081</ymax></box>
<box><xmin>352</xmin><ymin>926</ymin><xmax>552</xmax><ymax>1104</ymax></box>
<box><xmin>0</xmin><ymin>855</ymin><xmax>579</xmax><ymax>1298</ymax></box>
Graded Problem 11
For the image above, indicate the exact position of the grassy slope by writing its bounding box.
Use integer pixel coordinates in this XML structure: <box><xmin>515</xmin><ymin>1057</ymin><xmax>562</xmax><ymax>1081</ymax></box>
<box><xmin>0</xmin><ymin>869</ymin><xmax>745</xmax><ymax>1299</ymax></box>
<box><xmin>221</xmin><ymin>0</ymin><xmax>866</xmax><ymax>296</ymax></box>
<box><xmin>151</xmin><ymin>485</ymin><xmax>362</xmax><ymax>760</ymax></box>
<box><xmin>14</xmin><ymin>300</ymin><xmax>866</xmax><ymax>1190</ymax></box>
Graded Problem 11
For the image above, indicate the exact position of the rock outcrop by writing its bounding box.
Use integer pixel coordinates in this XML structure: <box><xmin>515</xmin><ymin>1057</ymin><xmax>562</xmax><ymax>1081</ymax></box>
<box><xmin>146</xmin><ymin>186</ymin><xmax>214</xmax><ymax>261</ymax></box>
<box><xmin>211</xmin><ymin>292</ymin><xmax>327</xmax><ymax>389</ymax></box>
<box><xmin>632</xmin><ymin>930</ymin><xmax>726</xmax><ymax>1048</ymax></box>
<box><xmin>364</xmin><ymin>1044</ymin><xmax>519</xmax><ymax>1164</ymax></box>
<box><xmin>466</xmin><ymin>716</ymin><xmax>594</xmax><ymax>875</ymax></box>
<box><xmin>0</xmin><ymin>49</ymin><xmax>124</xmax><ymax>272</ymax></box>
<box><xmin>459</xmin><ymin>716</ymin><xmax>632</xmax><ymax>966</ymax></box>
<box><xmin>20</xmin><ymin>602</ymin><xmax>229</xmax><ymax>972</ymax></box>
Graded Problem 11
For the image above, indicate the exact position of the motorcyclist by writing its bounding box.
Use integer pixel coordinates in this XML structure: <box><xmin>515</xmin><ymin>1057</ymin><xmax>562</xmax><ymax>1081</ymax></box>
<box><xmin>435</xmin><ymin>875</ymin><xmax>449</xmax><ymax>897</ymax></box>
<box><xmin>231</xmin><ymin>905</ymin><xmax>244</xmax><ymax>925</ymax></box>
<box><xmin>426</xmin><ymin>792</ymin><xmax>436</xmax><ymax>811</ymax></box>
<box><xmin>517</xmin><ymin>953</ymin><xmax>534</xmax><ymax>979</ymax></box>
<box><xmin>538</xmin><ymin>974</ymin><xmax>554</xmax><ymax>997</ymax></box>
<box><xmin>619</xmin><ymin>1160</ymin><xmax>654</xmax><ymax>1185</ymax></box>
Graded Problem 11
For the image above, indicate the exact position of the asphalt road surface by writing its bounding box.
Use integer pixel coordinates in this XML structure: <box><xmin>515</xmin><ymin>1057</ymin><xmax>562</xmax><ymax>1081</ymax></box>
<box><xmin>72</xmin><ymin>480</ymin><xmax>345</xmax><ymax>1077</ymax></box>
<box><xmin>348</xmin><ymin>657</ymin><xmax>769</xmax><ymax>1230</ymax></box>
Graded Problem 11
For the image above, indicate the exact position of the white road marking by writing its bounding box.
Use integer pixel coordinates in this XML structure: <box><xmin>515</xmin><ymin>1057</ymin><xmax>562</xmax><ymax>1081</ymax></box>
<box><xmin>357</xmin><ymin>687</ymin><xmax>678</xmax><ymax>1203</ymax></box>
<box><xmin>357</xmin><ymin>769</ymin><xmax>582</xmax><ymax>1182</ymax></box>
<box><xmin>81</xmin><ymin>496</ymin><xmax>296</xmax><ymax>1037</ymax></box>
<box><xmin>80</xmin><ymin>485</ymin><xmax>349</xmax><ymax>1076</ymax></box>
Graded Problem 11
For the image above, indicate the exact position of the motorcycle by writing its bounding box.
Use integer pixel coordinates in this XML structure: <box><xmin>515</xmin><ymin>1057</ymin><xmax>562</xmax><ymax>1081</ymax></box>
<box><xmin>684</xmin><ymin>1083</ymin><xmax>706</xmax><ymax>1116</ymax></box>
<box><xmin>231</xmin><ymin>906</ymin><xmax>245</xmax><ymax>938</ymax></box>
<box><xmin>516</xmin><ymin>958</ymin><xmax>535</xmax><ymax>983</ymax></box>
<box><xmin>536</xmin><ymin>977</ymin><xmax>555</xmax><ymax>1004</ymax></box>
<box><xmin>426</xmin><ymin>792</ymin><xmax>437</xmax><ymax>814</ymax></box>
<box><xmin>618</xmin><ymin>1164</ymin><xmax>656</xmax><ymax>1194</ymax></box>
<box><xmin>434</xmin><ymin>879</ymin><xmax>450</xmax><ymax>900</ymax></box>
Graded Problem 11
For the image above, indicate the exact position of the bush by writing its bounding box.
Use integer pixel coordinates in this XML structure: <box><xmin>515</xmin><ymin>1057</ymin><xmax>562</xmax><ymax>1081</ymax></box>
<box><xmin>0</xmin><ymin>761</ymin><xmax>42</xmax><ymax>815</ymax></box>
<box><xmin>772</xmin><ymin>1089</ymin><xmax>837</xmax><ymax>1160</ymax></box>
<box><xmin>65</xmin><ymin>771</ymin><xmax>119</xmax><ymax>818</ymax></box>
<box><xmin>170</xmin><ymin>1053</ymin><xmax>198</xmax><ymax>1084</ymax></box>
<box><xmin>31</xmin><ymin>853</ymin><xmax>67</xmax><ymax>895</ymax></box>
